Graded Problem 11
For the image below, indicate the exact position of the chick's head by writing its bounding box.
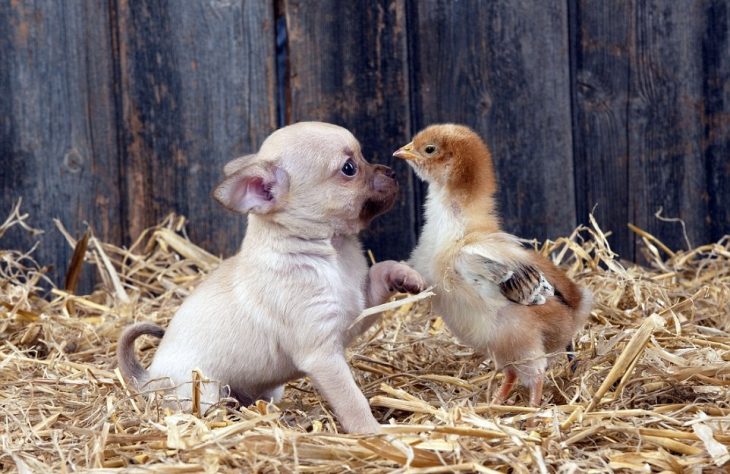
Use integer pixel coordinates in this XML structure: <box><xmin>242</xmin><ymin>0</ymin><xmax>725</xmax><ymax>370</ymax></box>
<box><xmin>394</xmin><ymin>124</ymin><xmax>497</xmax><ymax>197</ymax></box>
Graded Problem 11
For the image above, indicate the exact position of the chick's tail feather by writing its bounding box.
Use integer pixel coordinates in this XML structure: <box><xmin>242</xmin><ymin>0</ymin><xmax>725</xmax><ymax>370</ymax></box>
<box><xmin>576</xmin><ymin>287</ymin><xmax>593</xmax><ymax>327</ymax></box>
<box><xmin>116</xmin><ymin>322</ymin><xmax>164</xmax><ymax>388</ymax></box>
<box><xmin>565</xmin><ymin>287</ymin><xmax>593</xmax><ymax>372</ymax></box>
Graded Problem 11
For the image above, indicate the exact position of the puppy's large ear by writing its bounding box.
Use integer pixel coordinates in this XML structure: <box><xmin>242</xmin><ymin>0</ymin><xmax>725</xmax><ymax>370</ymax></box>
<box><xmin>223</xmin><ymin>154</ymin><xmax>257</xmax><ymax>176</ymax></box>
<box><xmin>214</xmin><ymin>164</ymin><xmax>289</xmax><ymax>214</ymax></box>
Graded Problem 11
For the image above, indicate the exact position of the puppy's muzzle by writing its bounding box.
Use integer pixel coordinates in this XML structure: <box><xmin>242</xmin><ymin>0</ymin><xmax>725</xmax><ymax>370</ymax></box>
<box><xmin>360</xmin><ymin>165</ymin><xmax>398</xmax><ymax>222</ymax></box>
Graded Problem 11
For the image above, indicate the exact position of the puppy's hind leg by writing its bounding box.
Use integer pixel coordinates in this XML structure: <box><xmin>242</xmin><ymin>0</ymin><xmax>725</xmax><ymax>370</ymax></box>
<box><xmin>157</xmin><ymin>373</ymin><xmax>227</xmax><ymax>414</ymax></box>
<box><xmin>227</xmin><ymin>385</ymin><xmax>283</xmax><ymax>408</ymax></box>
<box><xmin>261</xmin><ymin>385</ymin><xmax>285</xmax><ymax>403</ymax></box>
<box><xmin>192</xmin><ymin>378</ymin><xmax>226</xmax><ymax>415</ymax></box>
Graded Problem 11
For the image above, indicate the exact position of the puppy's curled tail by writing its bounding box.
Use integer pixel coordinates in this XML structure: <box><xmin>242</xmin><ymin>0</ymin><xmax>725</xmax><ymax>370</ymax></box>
<box><xmin>116</xmin><ymin>323</ymin><xmax>164</xmax><ymax>388</ymax></box>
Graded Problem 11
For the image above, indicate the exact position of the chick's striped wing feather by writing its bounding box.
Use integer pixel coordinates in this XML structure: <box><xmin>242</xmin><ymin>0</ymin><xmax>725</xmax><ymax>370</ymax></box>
<box><xmin>498</xmin><ymin>261</ymin><xmax>553</xmax><ymax>305</ymax></box>
<box><xmin>457</xmin><ymin>235</ymin><xmax>554</xmax><ymax>305</ymax></box>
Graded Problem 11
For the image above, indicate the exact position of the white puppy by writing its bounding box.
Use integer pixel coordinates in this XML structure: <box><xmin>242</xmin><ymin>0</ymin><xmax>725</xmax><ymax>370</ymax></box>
<box><xmin>117</xmin><ymin>122</ymin><xmax>425</xmax><ymax>433</ymax></box>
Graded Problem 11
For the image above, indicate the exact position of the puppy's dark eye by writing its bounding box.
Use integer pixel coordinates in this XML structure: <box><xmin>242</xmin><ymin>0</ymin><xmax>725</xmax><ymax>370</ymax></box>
<box><xmin>424</xmin><ymin>145</ymin><xmax>437</xmax><ymax>155</ymax></box>
<box><xmin>341</xmin><ymin>159</ymin><xmax>358</xmax><ymax>177</ymax></box>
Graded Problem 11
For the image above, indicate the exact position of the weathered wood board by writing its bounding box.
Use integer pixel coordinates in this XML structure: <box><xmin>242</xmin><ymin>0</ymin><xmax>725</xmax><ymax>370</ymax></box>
<box><xmin>700</xmin><ymin>1</ymin><xmax>730</xmax><ymax>244</ymax></box>
<box><xmin>407</xmin><ymin>0</ymin><xmax>577</xmax><ymax>242</ymax></box>
<box><xmin>627</xmin><ymin>0</ymin><xmax>712</xmax><ymax>258</ymax></box>
<box><xmin>0</xmin><ymin>0</ymin><xmax>121</xmax><ymax>289</ymax></box>
<box><xmin>574</xmin><ymin>0</ymin><xmax>730</xmax><ymax>260</ymax></box>
<box><xmin>283</xmin><ymin>0</ymin><xmax>416</xmax><ymax>261</ymax></box>
<box><xmin>1</xmin><ymin>0</ymin><xmax>728</xmax><ymax>290</ymax></box>
<box><xmin>571</xmin><ymin>0</ymin><xmax>634</xmax><ymax>260</ymax></box>
<box><xmin>114</xmin><ymin>0</ymin><xmax>277</xmax><ymax>261</ymax></box>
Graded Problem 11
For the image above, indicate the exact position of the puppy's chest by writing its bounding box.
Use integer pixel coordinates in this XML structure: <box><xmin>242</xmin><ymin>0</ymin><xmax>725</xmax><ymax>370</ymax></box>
<box><xmin>328</xmin><ymin>238</ymin><xmax>368</xmax><ymax>317</ymax></box>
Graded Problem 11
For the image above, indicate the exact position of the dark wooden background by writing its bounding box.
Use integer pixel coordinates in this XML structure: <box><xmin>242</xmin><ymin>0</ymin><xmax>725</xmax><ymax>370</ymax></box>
<box><xmin>2</xmin><ymin>0</ymin><xmax>729</xmax><ymax>292</ymax></box>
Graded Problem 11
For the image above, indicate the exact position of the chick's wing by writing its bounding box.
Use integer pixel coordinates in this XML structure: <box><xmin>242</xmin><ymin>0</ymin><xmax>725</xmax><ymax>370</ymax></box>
<box><xmin>456</xmin><ymin>233</ymin><xmax>554</xmax><ymax>305</ymax></box>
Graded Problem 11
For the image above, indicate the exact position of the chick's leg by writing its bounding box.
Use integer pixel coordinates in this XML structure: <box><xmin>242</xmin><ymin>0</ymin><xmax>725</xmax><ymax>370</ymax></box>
<box><xmin>529</xmin><ymin>377</ymin><xmax>544</xmax><ymax>407</ymax></box>
<box><xmin>493</xmin><ymin>303</ymin><xmax>548</xmax><ymax>406</ymax></box>
<box><xmin>519</xmin><ymin>360</ymin><xmax>546</xmax><ymax>407</ymax></box>
<box><xmin>491</xmin><ymin>366</ymin><xmax>517</xmax><ymax>405</ymax></box>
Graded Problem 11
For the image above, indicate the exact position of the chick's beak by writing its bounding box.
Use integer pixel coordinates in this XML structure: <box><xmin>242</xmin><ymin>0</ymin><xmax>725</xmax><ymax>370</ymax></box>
<box><xmin>393</xmin><ymin>142</ymin><xmax>419</xmax><ymax>161</ymax></box>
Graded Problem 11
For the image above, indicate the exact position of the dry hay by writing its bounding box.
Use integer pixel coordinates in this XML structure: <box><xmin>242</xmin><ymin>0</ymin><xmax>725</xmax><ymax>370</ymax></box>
<box><xmin>1</xmin><ymin>200</ymin><xmax>729</xmax><ymax>473</ymax></box>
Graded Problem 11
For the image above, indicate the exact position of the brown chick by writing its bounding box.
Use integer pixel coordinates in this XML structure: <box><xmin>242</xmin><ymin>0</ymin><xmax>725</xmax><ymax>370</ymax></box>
<box><xmin>394</xmin><ymin>124</ymin><xmax>592</xmax><ymax>406</ymax></box>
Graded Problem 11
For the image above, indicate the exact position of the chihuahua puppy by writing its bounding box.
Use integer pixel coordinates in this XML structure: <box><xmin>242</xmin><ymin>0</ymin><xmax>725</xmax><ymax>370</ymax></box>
<box><xmin>117</xmin><ymin>122</ymin><xmax>425</xmax><ymax>433</ymax></box>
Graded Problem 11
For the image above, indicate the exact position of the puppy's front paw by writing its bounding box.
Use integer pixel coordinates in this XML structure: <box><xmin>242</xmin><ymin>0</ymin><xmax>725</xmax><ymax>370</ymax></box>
<box><xmin>386</xmin><ymin>263</ymin><xmax>426</xmax><ymax>295</ymax></box>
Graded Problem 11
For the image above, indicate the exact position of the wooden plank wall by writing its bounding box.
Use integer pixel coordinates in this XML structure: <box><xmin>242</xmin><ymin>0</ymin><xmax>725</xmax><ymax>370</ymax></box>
<box><xmin>1</xmin><ymin>0</ymin><xmax>728</xmax><ymax>292</ymax></box>
<box><xmin>283</xmin><ymin>0</ymin><xmax>416</xmax><ymax>261</ymax></box>
<box><xmin>114</xmin><ymin>0</ymin><xmax>275</xmax><ymax>259</ymax></box>
<box><xmin>572</xmin><ymin>0</ymin><xmax>730</xmax><ymax>260</ymax></box>
<box><xmin>1</xmin><ymin>1</ymin><xmax>122</xmax><ymax>291</ymax></box>
<box><xmin>409</xmin><ymin>0</ymin><xmax>576</xmax><ymax>240</ymax></box>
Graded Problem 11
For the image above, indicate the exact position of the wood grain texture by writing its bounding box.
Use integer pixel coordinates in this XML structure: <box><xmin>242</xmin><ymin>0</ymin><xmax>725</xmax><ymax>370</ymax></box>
<box><xmin>114</xmin><ymin>0</ymin><xmax>276</xmax><ymax>259</ymax></box>
<box><xmin>627</xmin><ymin>0</ymin><xmax>712</xmax><ymax>257</ymax></box>
<box><xmin>407</xmin><ymin>0</ymin><xmax>576</xmax><ymax>242</ymax></box>
<box><xmin>283</xmin><ymin>0</ymin><xmax>416</xmax><ymax>261</ymax></box>
<box><xmin>0</xmin><ymin>0</ymin><xmax>121</xmax><ymax>290</ymax></box>
<box><xmin>571</xmin><ymin>0</ymin><xmax>633</xmax><ymax>260</ymax></box>
<box><xmin>702</xmin><ymin>1</ymin><xmax>730</xmax><ymax>243</ymax></box>
<box><xmin>2</xmin><ymin>0</ymin><xmax>729</xmax><ymax>281</ymax></box>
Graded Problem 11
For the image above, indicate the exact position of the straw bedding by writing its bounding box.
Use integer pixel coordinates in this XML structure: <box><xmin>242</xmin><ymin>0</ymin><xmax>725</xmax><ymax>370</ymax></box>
<box><xmin>1</xmin><ymin>200</ymin><xmax>728</xmax><ymax>473</ymax></box>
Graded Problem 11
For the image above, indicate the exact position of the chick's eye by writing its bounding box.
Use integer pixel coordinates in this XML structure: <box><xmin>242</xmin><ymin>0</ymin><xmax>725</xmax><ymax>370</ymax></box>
<box><xmin>424</xmin><ymin>145</ymin><xmax>437</xmax><ymax>155</ymax></box>
<box><xmin>341</xmin><ymin>159</ymin><xmax>358</xmax><ymax>177</ymax></box>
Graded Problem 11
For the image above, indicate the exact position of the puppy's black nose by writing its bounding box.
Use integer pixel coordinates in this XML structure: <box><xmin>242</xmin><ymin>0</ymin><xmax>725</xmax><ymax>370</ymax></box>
<box><xmin>373</xmin><ymin>164</ymin><xmax>395</xmax><ymax>179</ymax></box>
<box><xmin>373</xmin><ymin>165</ymin><xmax>398</xmax><ymax>193</ymax></box>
